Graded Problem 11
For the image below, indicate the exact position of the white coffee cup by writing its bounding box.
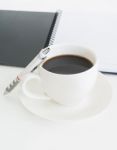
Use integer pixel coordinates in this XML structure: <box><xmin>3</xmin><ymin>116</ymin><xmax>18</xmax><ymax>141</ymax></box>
<box><xmin>21</xmin><ymin>44</ymin><xmax>98</xmax><ymax>106</ymax></box>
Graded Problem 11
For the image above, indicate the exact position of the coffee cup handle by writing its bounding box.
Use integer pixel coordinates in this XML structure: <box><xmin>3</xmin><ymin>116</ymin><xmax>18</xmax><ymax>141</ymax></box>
<box><xmin>21</xmin><ymin>73</ymin><xmax>50</xmax><ymax>101</ymax></box>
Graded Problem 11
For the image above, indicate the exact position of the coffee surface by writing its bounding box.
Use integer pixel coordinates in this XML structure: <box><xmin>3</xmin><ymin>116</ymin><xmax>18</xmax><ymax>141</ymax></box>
<box><xmin>43</xmin><ymin>55</ymin><xmax>93</xmax><ymax>74</ymax></box>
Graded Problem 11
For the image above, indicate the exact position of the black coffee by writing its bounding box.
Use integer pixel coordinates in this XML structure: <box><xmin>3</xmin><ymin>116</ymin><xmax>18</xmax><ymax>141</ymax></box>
<box><xmin>43</xmin><ymin>55</ymin><xmax>93</xmax><ymax>74</ymax></box>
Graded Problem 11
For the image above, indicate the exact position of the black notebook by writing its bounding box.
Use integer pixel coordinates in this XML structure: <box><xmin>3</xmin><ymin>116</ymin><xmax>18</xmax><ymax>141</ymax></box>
<box><xmin>0</xmin><ymin>10</ymin><xmax>61</xmax><ymax>67</ymax></box>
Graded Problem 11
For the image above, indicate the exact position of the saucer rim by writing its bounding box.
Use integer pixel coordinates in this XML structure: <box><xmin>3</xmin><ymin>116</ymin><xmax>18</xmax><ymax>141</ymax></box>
<box><xmin>19</xmin><ymin>72</ymin><xmax>112</xmax><ymax>121</ymax></box>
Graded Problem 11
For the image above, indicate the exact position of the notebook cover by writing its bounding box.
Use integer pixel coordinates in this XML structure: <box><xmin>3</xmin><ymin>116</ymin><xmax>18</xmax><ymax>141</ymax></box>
<box><xmin>0</xmin><ymin>10</ymin><xmax>59</xmax><ymax>67</ymax></box>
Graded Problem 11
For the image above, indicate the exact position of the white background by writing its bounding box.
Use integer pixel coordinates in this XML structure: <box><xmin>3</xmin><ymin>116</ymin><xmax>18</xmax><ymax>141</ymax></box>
<box><xmin>0</xmin><ymin>0</ymin><xmax>117</xmax><ymax>13</ymax></box>
<box><xmin>0</xmin><ymin>1</ymin><xmax>117</xmax><ymax>150</ymax></box>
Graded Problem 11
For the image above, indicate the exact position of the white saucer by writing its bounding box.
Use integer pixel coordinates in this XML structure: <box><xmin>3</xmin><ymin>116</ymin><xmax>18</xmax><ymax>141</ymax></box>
<box><xmin>19</xmin><ymin>73</ymin><xmax>112</xmax><ymax>121</ymax></box>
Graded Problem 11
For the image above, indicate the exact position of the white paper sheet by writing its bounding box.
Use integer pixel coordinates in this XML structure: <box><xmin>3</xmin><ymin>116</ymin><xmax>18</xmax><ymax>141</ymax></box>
<box><xmin>54</xmin><ymin>11</ymin><xmax>117</xmax><ymax>73</ymax></box>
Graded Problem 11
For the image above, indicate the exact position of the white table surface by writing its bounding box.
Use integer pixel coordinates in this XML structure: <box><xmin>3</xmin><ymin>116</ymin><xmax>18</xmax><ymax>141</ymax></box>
<box><xmin>0</xmin><ymin>65</ymin><xmax>117</xmax><ymax>150</ymax></box>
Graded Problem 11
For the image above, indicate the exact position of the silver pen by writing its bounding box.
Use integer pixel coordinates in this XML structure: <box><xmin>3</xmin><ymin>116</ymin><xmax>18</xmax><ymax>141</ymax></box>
<box><xmin>4</xmin><ymin>47</ymin><xmax>51</xmax><ymax>95</ymax></box>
